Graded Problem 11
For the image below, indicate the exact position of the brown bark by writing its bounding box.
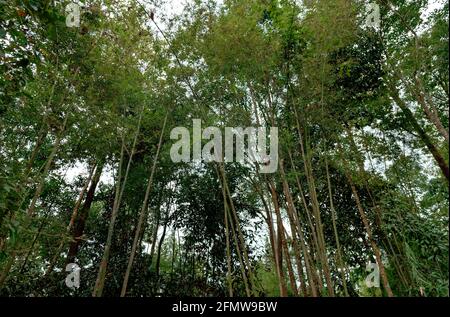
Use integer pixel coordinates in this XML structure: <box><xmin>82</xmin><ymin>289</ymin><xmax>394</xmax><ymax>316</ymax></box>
<box><xmin>66</xmin><ymin>164</ymin><xmax>103</xmax><ymax>264</ymax></box>
<box><xmin>45</xmin><ymin>165</ymin><xmax>96</xmax><ymax>275</ymax></box>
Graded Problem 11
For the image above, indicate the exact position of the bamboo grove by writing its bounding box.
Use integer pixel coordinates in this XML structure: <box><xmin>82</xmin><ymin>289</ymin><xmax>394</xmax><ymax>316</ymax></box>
<box><xmin>0</xmin><ymin>0</ymin><xmax>448</xmax><ymax>297</ymax></box>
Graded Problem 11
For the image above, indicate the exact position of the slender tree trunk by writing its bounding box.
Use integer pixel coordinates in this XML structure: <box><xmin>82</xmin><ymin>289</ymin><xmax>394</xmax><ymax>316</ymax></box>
<box><xmin>348</xmin><ymin>176</ymin><xmax>394</xmax><ymax>297</ymax></box>
<box><xmin>346</xmin><ymin>127</ymin><xmax>413</xmax><ymax>293</ymax></box>
<box><xmin>325</xmin><ymin>158</ymin><xmax>349</xmax><ymax>296</ymax></box>
<box><xmin>120</xmin><ymin>112</ymin><xmax>167</xmax><ymax>296</ymax></box>
<box><xmin>223</xmin><ymin>177</ymin><xmax>233</xmax><ymax>297</ymax></box>
<box><xmin>23</xmin><ymin>125</ymin><xmax>49</xmax><ymax>181</ymax></box>
<box><xmin>26</xmin><ymin>116</ymin><xmax>68</xmax><ymax>218</ymax></box>
<box><xmin>66</xmin><ymin>163</ymin><xmax>103</xmax><ymax>264</ymax></box>
<box><xmin>0</xmin><ymin>117</ymin><xmax>68</xmax><ymax>289</ymax></box>
<box><xmin>338</xmin><ymin>143</ymin><xmax>394</xmax><ymax>297</ymax></box>
<box><xmin>281</xmin><ymin>231</ymin><xmax>299</xmax><ymax>296</ymax></box>
<box><xmin>278</xmin><ymin>160</ymin><xmax>317</xmax><ymax>297</ymax></box>
<box><xmin>219</xmin><ymin>165</ymin><xmax>256</xmax><ymax>295</ymax></box>
<box><xmin>149</xmin><ymin>203</ymin><xmax>161</xmax><ymax>268</ymax></box>
<box><xmin>92</xmin><ymin>143</ymin><xmax>126</xmax><ymax>296</ymax></box>
<box><xmin>253</xmin><ymin>180</ymin><xmax>288</xmax><ymax>296</ymax></box>
<box><xmin>19</xmin><ymin>203</ymin><xmax>53</xmax><ymax>273</ymax></box>
<box><xmin>413</xmin><ymin>77</ymin><xmax>449</xmax><ymax>143</ymax></box>
<box><xmin>267</xmin><ymin>179</ymin><xmax>289</xmax><ymax>297</ymax></box>
<box><xmin>155</xmin><ymin>214</ymin><xmax>168</xmax><ymax>278</ymax></box>
<box><xmin>287</xmin><ymin>149</ymin><xmax>322</xmax><ymax>296</ymax></box>
<box><xmin>389</xmin><ymin>85</ymin><xmax>449</xmax><ymax>182</ymax></box>
<box><xmin>293</xmin><ymin>107</ymin><xmax>334</xmax><ymax>296</ymax></box>
<box><xmin>170</xmin><ymin>231</ymin><xmax>176</xmax><ymax>276</ymax></box>
<box><xmin>218</xmin><ymin>168</ymin><xmax>251</xmax><ymax>296</ymax></box>
<box><xmin>45</xmin><ymin>165</ymin><xmax>96</xmax><ymax>275</ymax></box>
<box><xmin>92</xmin><ymin>105</ymin><xmax>144</xmax><ymax>297</ymax></box>
<box><xmin>278</xmin><ymin>162</ymin><xmax>304</xmax><ymax>294</ymax></box>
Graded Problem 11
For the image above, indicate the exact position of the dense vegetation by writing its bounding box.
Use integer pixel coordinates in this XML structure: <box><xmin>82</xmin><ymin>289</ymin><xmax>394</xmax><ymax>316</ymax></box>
<box><xmin>0</xmin><ymin>0</ymin><xmax>448</xmax><ymax>297</ymax></box>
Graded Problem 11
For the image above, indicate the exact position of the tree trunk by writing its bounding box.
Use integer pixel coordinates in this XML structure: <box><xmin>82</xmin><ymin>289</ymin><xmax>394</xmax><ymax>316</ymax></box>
<box><xmin>389</xmin><ymin>85</ymin><xmax>449</xmax><ymax>182</ymax></box>
<box><xmin>217</xmin><ymin>165</ymin><xmax>251</xmax><ymax>296</ymax></box>
<box><xmin>267</xmin><ymin>179</ymin><xmax>289</xmax><ymax>297</ymax></box>
<box><xmin>66</xmin><ymin>163</ymin><xmax>103</xmax><ymax>264</ymax></box>
<box><xmin>45</xmin><ymin>165</ymin><xmax>96</xmax><ymax>275</ymax></box>
<box><xmin>155</xmin><ymin>215</ymin><xmax>168</xmax><ymax>278</ymax></box>
<box><xmin>413</xmin><ymin>76</ymin><xmax>449</xmax><ymax>143</ymax></box>
<box><xmin>325</xmin><ymin>158</ymin><xmax>349</xmax><ymax>296</ymax></box>
<box><xmin>26</xmin><ymin>116</ymin><xmax>68</xmax><ymax>217</ymax></box>
<box><xmin>92</xmin><ymin>106</ymin><xmax>144</xmax><ymax>297</ymax></box>
<box><xmin>120</xmin><ymin>112</ymin><xmax>167</xmax><ymax>296</ymax></box>
<box><xmin>338</xmin><ymin>143</ymin><xmax>394</xmax><ymax>297</ymax></box>
<box><xmin>219</xmin><ymin>165</ymin><xmax>256</xmax><ymax>295</ymax></box>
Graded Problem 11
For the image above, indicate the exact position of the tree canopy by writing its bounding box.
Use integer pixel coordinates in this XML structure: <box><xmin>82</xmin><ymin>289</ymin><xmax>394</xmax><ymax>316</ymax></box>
<box><xmin>0</xmin><ymin>0</ymin><xmax>448</xmax><ymax>297</ymax></box>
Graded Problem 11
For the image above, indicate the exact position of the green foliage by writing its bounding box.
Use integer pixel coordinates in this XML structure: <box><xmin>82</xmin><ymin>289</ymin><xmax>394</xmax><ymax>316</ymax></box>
<box><xmin>0</xmin><ymin>0</ymin><xmax>447</xmax><ymax>297</ymax></box>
